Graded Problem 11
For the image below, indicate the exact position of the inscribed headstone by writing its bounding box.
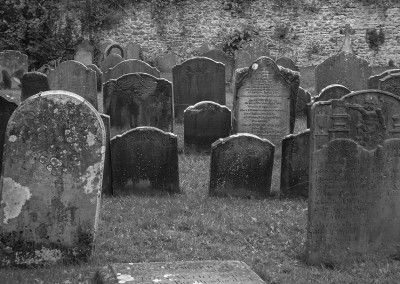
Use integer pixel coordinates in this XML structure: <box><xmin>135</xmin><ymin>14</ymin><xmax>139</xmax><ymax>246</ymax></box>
<box><xmin>209</xmin><ymin>133</ymin><xmax>274</xmax><ymax>198</ymax></box>
<box><xmin>111</xmin><ymin>127</ymin><xmax>179</xmax><ymax>194</ymax></box>
<box><xmin>368</xmin><ymin>69</ymin><xmax>400</xmax><ymax>89</ymax></box>
<box><xmin>100</xmin><ymin>53</ymin><xmax>124</xmax><ymax>74</ymax></box>
<box><xmin>379</xmin><ymin>73</ymin><xmax>400</xmax><ymax>97</ymax></box>
<box><xmin>48</xmin><ymin>60</ymin><xmax>98</xmax><ymax>110</ymax></box>
<box><xmin>100</xmin><ymin>114</ymin><xmax>112</xmax><ymax>196</ymax></box>
<box><xmin>184</xmin><ymin>101</ymin><xmax>231</xmax><ymax>153</ymax></box>
<box><xmin>173</xmin><ymin>57</ymin><xmax>225</xmax><ymax>121</ymax></box>
<box><xmin>103</xmin><ymin>59</ymin><xmax>160</xmax><ymax>84</ymax></box>
<box><xmin>296</xmin><ymin>87</ymin><xmax>311</xmax><ymax>118</ymax></box>
<box><xmin>280</xmin><ymin>130</ymin><xmax>310</xmax><ymax>197</ymax></box>
<box><xmin>232</xmin><ymin>56</ymin><xmax>300</xmax><ymax>146</ymax></box>
<box><xmin>0</xmin><ymin>90</ymin><xmax>105</xmax><ymax>266</ymax></box>
<box><xmin>0</xmin><ymin>95</ymin><xmax>18</xmax><ymax>171</ymax></box>
<box><xmin>276</xmin><ymin>57</ymin><xmax>299</xmax><ymax>72</ymax></box>
<box><xmin>202</xmin><ymin>49</ymin><xmax>235</xmax><ymax>84</ymax></box>
<box><xmin>124</xmin><ymin>41</ymin><xmax>141</xmax><ymax>60</ymax></box>
<box><xmin>94</xmin><ymin>260</ymin><xmax>266</xmax><ymax>284</ymax></box>
<box><xmin>74</xmin><ymin>39</ymin><xmax>94</xmax><ymax>65</ymax></box>
<box><xmin>234</xmin><ymin>39</ymin><xmax>270</xmax><ymax>69</ymax></box>
<box><xmin>21</xmin><ymin>71</ymin><xmax>49</xmax><ymax>102</ymax></box>
<box><xmin>103</xmin><ymin>73</ymin><xmax>173</xmax><ymax>137</ymax></box>
<box><xmin>307</xmin><ymin>90</ymin><xmax>400</xmax><ymax>265</ymax></box>
<box><xmin>0</xmin><ymin>50</ymin><xmax>28</xmax><ymax>102</ymax></box>
<box><xmin>156</xmin><ymin>53</ymin><xmax>179</xmax><ymax>82</ymax></box>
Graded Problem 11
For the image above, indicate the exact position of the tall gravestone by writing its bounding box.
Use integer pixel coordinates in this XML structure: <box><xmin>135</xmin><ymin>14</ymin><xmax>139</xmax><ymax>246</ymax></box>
<box><xmin>276</xmin><ymin>57</ymin><xmax>299</xmax><ymax>72</ymax></box>
<box><xmin>48</xmin><ymin>60</ymin><xmax>98</xmax><ymax>110</ymax></box>
<box><xmin>21</xmin><ymin>72</ymin><xmax>49</xmax><ymax>102</ymax></box>
<box><xmin>232</xmin><ymin>56</ymin><xmax>300</xmax><ymax>147</ymax></box>
<box><xmin>379</xmin><ymin>73</ymin><xmax>400</xmax><ymax>97</ymax></box>
<box><xmin>202</xmin><ymin>49</ymin><xmax>235</xmax><ymax>84</ymax></box>
<box><xmin>0</xmin><ymin>90</ymin><xmax>106</xmax><ymax>266</ymax></box>
<box><xmin>156</xmin><ymin>53</ymin><xmax>179</xmax><ymax>82</ymax></box>
<box><xmin>234</xmin><ymin>39</ymin><xmax>270</xmax><ymax>69</ymax></box>
<box><xmin>209</xmin><ymin>133</ymin><xmax>275</xmax><ymax>198</ymax></box>
<box><xmin>368</xmin><ymin>69</ymin><xmax>400</xmax><ymax>89</ymax></box>
<box><xmin>74</xmin><ymin>39</ymin><xmax>94</xmax><ymax>65</ymax></box>
<box><xmin>184</xmin><ymin>101</ymin><xmax>231</xmax><ymax>153</ymax></box>
<box><xmin>173</xmin><ymin>57</ymin><xmax>225</xmax><ymax>121</ymax></box>
<box><xmin>100</xmin><ymin>53</ymin><xmax>124</xmax><ymax>74</ymax></box>
<box><xmin>111</xmin><ymin>127</ymin><xmax>179</xmax><ymax>194</ymax></box>
<box><xmin>124</xmin><ymin>41</ymin><xmax>141</xmax><ymax>60</ymax></box>
<box><xmin>307</xmin><ymin>90</ymin><xmax>400</xmax><ymax>265</ymax></box>
<box><xmin>103</xmin><ymin>59</ymin><xmax>160</xmax><ymax>83</ymax></box>
<box><xmin>103</xmin><ymin>73</ymin><xmax>173</xmax><ymax>137</ymax></box>
<box><xmin>0</xmin><ymin>50</ymin><xmax>28</xmax><ymax>103</ymax></box>
<box><xmin>0</xmin><ymin>95</ymin><xmax>18</xmax><ymax>171</ymax></box>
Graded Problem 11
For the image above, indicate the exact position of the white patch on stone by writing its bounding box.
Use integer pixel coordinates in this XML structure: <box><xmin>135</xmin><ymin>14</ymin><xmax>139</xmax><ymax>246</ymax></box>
<box><xmin>252</xmin><ymin>63</ymin><xmax>258</xmax><ymax>70</ymax></box>
<box><xmin>1</xmin><ymin>178</ymin><xmax>32</xmax><ymax>224</ymax></box>
<box><xmin>152</xmin><ymin>280</ymin><xmax>162</xmax><ymax>283</ymax></box>
<box><xmin>81</xmin><ymin>162</ymin><xmax>103</xmax><ymax>194</ymax></box>
<box><xmin>86</xmin><ymin>131</ymin><xmax>96</xmax><ymax>146</ymax></box>
<box><xmin>117</xmin><ymin>274</ymin><xmax>134</xmax><ymax>283</ymax></box>
<box><xmin>8</xmin><ymin>135</ymin><xmax>17</xmax><ymax>142</ymax></box>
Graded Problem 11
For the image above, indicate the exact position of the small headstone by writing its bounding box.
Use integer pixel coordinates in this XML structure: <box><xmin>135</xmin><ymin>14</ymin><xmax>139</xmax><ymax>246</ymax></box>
<box><xmin>173</xmin><ymin>57</ymin><xmax>225</xmax><ymax>121</ymax></box>
<box><xmin>111</xmin><ymin>127</ymin><xmax>179</xmax><ymax>194</ymax></box>
<box><xmin>100</xmin><ymin>114</ymin><xmax>113</xmax><ymax>196</ymax></box>
<box><xmin>20</xmin><ymin>71</ymin><xmax>49</xmax><ymax>102</ymax></box>
<box><xmin>156</xmin><ymin>53</ymin><xmax>179</xmax><ymax>82</ymax></box>
<box><xmin>234</xmin><ymin>39</ymin><xmax>270</xmax><ymax>69</ymax></box>
<box><xmin>94</xmin><ymin>260</ymin><xmax>266</xmax><ymax>284</ymax></box>
<box><xmin>280</xmin><ymin>130</ymin><xmax>310</xmax><ymax>197</ymax></box>
<box><xmin>202</xmin><ymin>49</ymin><xmax>235</xmax><ymax>84</ymax></box>
<box><xmin>0</xmin><ymin>90</ymin><xmax>106</xmax><ymax>266</ymax></box>
<box><xmin>296</xmin><ymin>87</ymin><xmax>311</xmax><ymax>118</ymax></box>
<box><xmin>0</xmin><ymin>50</ymin><xmax>28</xmax><ymax>102</ymax></box>
<box><xmin>124</xmin><ymin>41</ymin><xmax>141</xmax><ymax>60</ymax></box>
<box><xmin>103</xmin><ymin>59</ymin><xmax>160</xmax><ymax>84</ymax></box>
<box><xmin>368</xmin><ymin>69</ymin><xmax>400</xmax><ymax>89</ymax></box>
<box><xmin>74</xmin><ymin>39</ymin><xmax>94</xmax><ymax>65</ymax></box>
<box><xmin>0</xmin><ymin>95</ymin><xmax>18</xmax><ymax>170</ymax></box>
<box><xmin>184</xmin><ymin>101</ymin><xmax>231</xmax><ymax>153</ymax></box>
<box><xmin>276</xmin><ymin>57</ymin><xmax>300</xmax><ymax>72</ymax></box>
<box><xmin>379</xmin><ymin>73</ymin><xmax>400</xmax><ymax>97</ymax></box>
<box><xmin>209</xmin><ymin>133</ymin><xmax>275</xmax><ymax>198</ymax></box>
<box><xmin>100</xmin><ymin>53</ymin><xmax>124</xmax><ymax>73</ymax></box>
<box><xmin>232</xmin><ymin>56</ymin><xmax>300</xmax><ymax>146</ymax></box>
<box><xmin>103</xmin><ymin>73</ymin><xmax>173</xmax><ymax>137</ymax></box>
<box><xmin>47</xmin><ymin>60</ymin><xmax>98</xmax><ymax>110</ymax></box>
<box><xmin>307</xmin><ymin>90</ymin><xmax>400</xmax><ymax>265</ymax></box>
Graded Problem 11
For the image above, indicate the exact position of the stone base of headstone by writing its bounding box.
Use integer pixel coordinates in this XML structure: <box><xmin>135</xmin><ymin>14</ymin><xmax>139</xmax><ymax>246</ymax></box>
<box><xmin>93</xmin><ymin>260</ymin><xmax>266</xmax><ymax>284</ymax></box>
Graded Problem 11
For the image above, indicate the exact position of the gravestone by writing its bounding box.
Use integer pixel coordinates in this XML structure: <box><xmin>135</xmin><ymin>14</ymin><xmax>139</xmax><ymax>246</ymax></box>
<box><xmin>184</xmin><ymin>101</ymin><xmax>231</xmax><ymax>153</ymax></box>
<box><xmin>209</xmin><ymin>133</ymin><xmax>274</xmax><ymax>198</ymax></box>
<box><xmin>280</xmin><ymin>130</ymin><xmax>310</xmax><ymax>197</ymax></box>
<box><xmin>379</xmin><ymin>73</ymin><xmax>400</xmax><ymax>97</ymax></box>
<box><xmin>156</xmin><ymin>53</ymin><xmax>179</xmax><ymax>82</ymax></box>
<box><xmin>0</xmin><ymin>95</ymin><xmax>18</xmax><ymax>171</ymax></box>
<box><xmin>21</xmin><ymin>72</ymin><xmax>49</xmax><ymax>102</ymax></box>
<box><xmin>100</xmin><ymin>114</ymin><xmax>112</xmax><ymax>196</ymax></box>
<box><xmin>276</xmin><ymin>57</ymin><xmax>300</xmax><ymax>72</ymax></box>
<box><xmin>74</xmin><ymin>39</ymin><xmax>94</xmax><ymax>65</ymax></box>
<box><xmin>202</xmin><ymin>49</ymin><xmax>235</xmax><ymax>84</ymax></box>
<box><xmin>48</xmin><ymin>60</ymin><xmax>98</xmax><ymax>110</ymax></box>
<box><xmin>0</xmin><ymin>50</ymin><xmax>28</xmax><ymax>102</ymax></box>
<box><xmin>87</xmin><ymin>64</ymin><xmax>104</xmax><ymax>113</ymax></box>
<box><xmin>100</xmin><ymin>53</ymin><xmax>124</xmax><ymax>74</ymax></box>
<box><xmin>0</xmin><ymin>90</ymin><xmax>105</xmax><ymax>266</ymax></box>
<box><xmin>307</xmin><ymin>90</ymin><xmax>400</xmax><ymax>265</ymax></box>
<box><xmin>94</xmin><ymin>260</ymin><xmax>266</xmax><ymax>284</ymax></box>
<box><xmin>173</xmin><ymin>57</ymin><xmax>225</xmax><ymax>121</ymax></box>
<box><xmin>103</xmin><ymin>73</ymin><xmax>173</xmax><ymax>137</ymax></box>
<box><xmin>232</xmin><ymin>56</ymin><xmax>300</xmax><ymax>146</ymax></box>
<box><xmin>296</xmin><ymin>87</ymin><xmax>311</xmax><ymax>118</ymax></box>
<box><xmin>111</xmin><ymin>127</ymin><xmax>179</xmax><ymax>194</ymax></box>
<box><xmin>103</xmin><ymin>59</ymin><xmax>160</xmax><ymax>83</ymax></box>
<box><xmin>368</xmin><ymin>69</ymin><xmax>400</xmax><ymax>89</ymax></box>
<box><xmin>124</xmin><ymin>41</ymin><xmax>141</xmax><ymax>60</ymax></box>
<box><xmin>234</xmin><ymin>39</ymin><xmax>270</xmax><ymax>69</ymax></box>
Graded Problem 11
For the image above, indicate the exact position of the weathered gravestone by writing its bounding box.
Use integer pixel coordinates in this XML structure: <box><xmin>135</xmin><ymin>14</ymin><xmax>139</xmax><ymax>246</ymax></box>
<box><xmin>124</xmin><ymin>41</ymin><xmax>141</xmax><ymax>60</ymax></box>
<box><xmin>0</xmin><ymin>50</ymin><xmax>28</xmax><ymax>102</ymax></box>
<box><xmin>87</xmin><ymin>64</ymin><xmax>103</xmax><ymax>93</ymax></box>
<box><xmin>184</xmin><ymin>101</ymin><xmax>231</xmax><ymax>153</ymax></box>
<box><xmin>0</xmin><ymin>90</ymin><xmax>106</xmax><ymax>266</ymax></box>
<box><xmin>209</xmin><ymin>133</ymin><xmax>274</xmax><ymax>198</ymax></box>
<box><xmin>100</xmin><ymin>114</ymin><xmax>112</xmax><ymax>196</ymax></box>
<box><xmin>103</xmin><ymin>59</ymin><xmax>160</xmax><ymax>84</ymax></box>
<box><xmin>0</xmin><ymin>95</ymin><xmax>18</xmax><ymax>171</ymax></box>
<box><xmin>100</xmin><ymin>53</ymin><xmax>124</xmax><ymax>74</ymax></box>
<box><xmin>280</xmin><ymin>130</ymin><xmax>310</xmax><ymax>197</ymax></box>
<box><xmin>379</xmin><ymin>73</ymin><xmax>400</xmax><ymax>97</ymax></box>
<box><xmin>368</xmin><ymin>69</ymin><xmax>400</xmax><ymax>89</ymax></box>
<box><xmin>103</xmin><ymin>73</ymin><xmax>173</xmax><ymax>137</ymax></box>
<box><xmin>307</xmin><ymin>90</ymin><xmax>400</xmax><ymax>265</ymax></box>
<box><xmin>93</xmin><ymin>260</ymin><xmax>266</xmax><ymax>284</ymax></box>
<box><xmin>202</xmin><ymin>49</ymin><xmax>235</xmax><ymax>84</ymax></box>
<box><xmin>74</xmin><ymin>39</ymin><xmax>94</xmax><ymax>65</ymax></box>
<box><xmin>173</xmin><ymin>57</ymin><xmax>225</xmax><ymax>121</ymax></box>
<box><xmin>234</xmin><ymin>39</ymin><xmax>270</xmax><ymax>69</ymax></box>
<box><xmin>48</xmin><ymin>60</ymin><xmax>98</xmax><ymax>110</ymax></box>
<box><xmin>156</xmin><ymin>53</ymin><xmax>179</xmax><ymax>82</ymax></box>
<box><xmin>21</xmin><ymin>72</ymin><xmax>49</xmax><ymax>102</ymax></box>
<box><xmin>111</xmin><ymin>127</ymin><xmax>179</xmax><ymax>194</ymax></box>
<box><xmin>276</xmin><ymin>57</ymin><xmax>300</xmax><ymax>72</ymax></box>
<box><xmin>296</xmin><ymin>86</ymin><xmax>311</xmax><ymax>118</ymax></box>
<box><xmin>232</xmin><ymin>56</ymin><xmax>300</xmax><ymax>146</ymax></box>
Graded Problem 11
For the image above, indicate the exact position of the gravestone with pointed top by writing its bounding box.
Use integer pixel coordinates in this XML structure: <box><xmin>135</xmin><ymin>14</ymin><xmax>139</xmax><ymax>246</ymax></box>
<box><xmin>124</xmin><ymin>41</ymin><xmax>141</xmax><ymax>60</ymax></box>
<box><xmin>21</xmin><ymin>72</ymin><xmax>49</xmax><ymax>102</ymax></box>
<box><xmin>103</xmin><ymin>59</ymin><xmax>160</xmax><ymax>83</ymax></box>
<box><xmin>202</xmin><ymin>49</ymin><xmax>235</xmax><ymax>84</ymax></box>
<box><xmin>368</xmin><ymin>69</ymin><xmax>400</xmax><ymax>89</ymax></box>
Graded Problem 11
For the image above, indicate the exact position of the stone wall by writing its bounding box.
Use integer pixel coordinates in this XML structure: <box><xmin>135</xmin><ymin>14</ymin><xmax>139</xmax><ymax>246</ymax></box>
<box><xmin>99</xmin><ymin>0</ymin><xmax>400</xmax><ymax>67</ymax></box>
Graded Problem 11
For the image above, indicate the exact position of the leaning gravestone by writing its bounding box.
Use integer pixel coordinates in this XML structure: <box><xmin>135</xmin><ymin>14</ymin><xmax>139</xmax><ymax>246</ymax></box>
<box><xmin>234</xmin><ymin>39</ymin><xmax>270</xmax><ymax>69</ymax></box>
<box><xmin>100</xmin><ymin>114</ymin><xmax>113</xmax><ymax>196</ymax></box>
<box><xmin>0</xmin><ymin>95</ymin><xmax>18</xmax><ymax>171</ymax></box>
<box><xmin>0</xmin><ymin>90</ymin><xmax>106</xmax><ymax>266</ymax></box>
<box><xmin>100</xmin><ymin>53</ymin><xmax>124</xmax><ymax>74</ymax></box>
<box><xmin>21</xmin><ymin>71</ymin><xmax>49</xmax><ymax>102</ymax></box>
<box><xmin>48</xmin><ymin>60</ymin><xmax>98</xmax><ymax>110</ymax></box>
<box><xmin>307</xmin><ymin>90</ymin><xmax>400</xmax><ymax>265</ymax></box>
<box><xmin>0</xmin><ymin>50</ymin><xmax>28</xmax><ymax>102</ymax></box>
<box><xmin>276</xmin><ymin>57</ymin><xmax>300</xmax><ymax>72</ymax></box>
<box><xmin>94</xmin><ymin>260</ymin><xmax>266</xmax><ymax>284</ymax></box>
<box><xmin>368</xmin><ymin>69</ymin><xmax>400</xmax><ymax>89</ymax></box>
<box><xmin>232</xmin><ymin>56</ymin><xmax>300</xmax><ymax>146</ymax></box>
<box><xmin>202</xmin><ymin>49</ymin><xmax>235</xmax><ymax>84</ymax></box>
<box><xmin>156</xmin><ymin>53</ymin><xmax>179</xmax><ymax>82</ymax></box>
<box><xmin>280</xmin><ymin>130</ymin><xmax>310</xmax><ymax>197</ymax></box>
<box><xmin>173</xmin><ymin>57</ymin><xmax>225</xmax><ymax>121</ymax></box>
<box><xmin>111</xmin><ymin>127</ymin><xmax>179</xmax><ymax>194</ymax></box>
<box><xmin>103</xmin><ymin>59</ymin><xmax>160</xmax><ymax>83</ymax></box>
<box><xmin>296</xmin><ymin>87</ymin><xmax>311</xmax><ymax>118</ymax></box>
<box><xmin>124</xmin><ymin>41</ymin><xmax>141</xmax><ymax>60</ymax></box>
<box><xmin>74</xmin><ymin>39</ymin><xmax>94</xmax><ymax>65</ymax></box>
<box><xmin>103</xmin><ymin>73</ymin><xmax>173</xmax><ymax>137</ymax></box>
<box><xmin>209</xmin><ymin>133</ymin><xmax>275</xmax><ymax>198</ymax></box>
<box><xmin>184</xmin><ymin>101</ymin><xmax>231</xmax><ymax>153</ymax></box>
<box><xmin>379</xmin><ymin>73</ymin><xmax>400</xmax><ymax>97</ymax></box>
